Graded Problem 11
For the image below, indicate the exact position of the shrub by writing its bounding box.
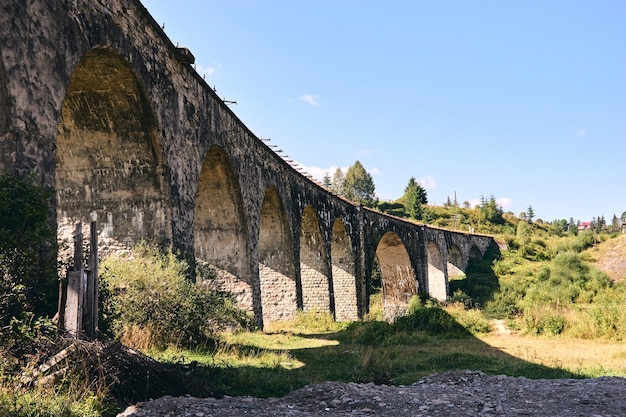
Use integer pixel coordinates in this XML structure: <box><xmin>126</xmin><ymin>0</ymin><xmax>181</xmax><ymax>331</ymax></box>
<box><xmin>0</xmin><ymin>171</ymin><xmax>57</xmax><ymax>345</ymax></box>
<box><xmin>445</xmin><ymin>303</ymin><xmax>492</xmax><ymax>335</ymax></box>
<box><xmin>522</xmin><ymin>305</ymin><xmax>567</xmax><ymax>336</ymax></box>
<box><xmin>342</xmin><ymin>320</ymin><xmax>394</xmax><ymax>345</ymax></box>
<box><xmin>394</xmin><ymin>301</ymin><xmax>469</xmax><ymax>337</ymax></box>
<box><xmin>99</xmin><ymin>244</ymin><xmax>254</xmax><ymax>349</ymax></box>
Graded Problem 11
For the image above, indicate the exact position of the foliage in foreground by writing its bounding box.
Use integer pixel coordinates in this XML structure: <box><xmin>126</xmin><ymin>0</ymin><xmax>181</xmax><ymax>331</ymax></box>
<box><xmin>99</xmin><ymin>244</ymin><xmax>254</xmax><ymax>349</ymax></box>
<box><xmin>0</xmin><ymin>368</ymin><xmax>110</xmax><ymax>417</ymax></box>
<box><xmin>0</xmin><ymin>171</ymin><xmax>57</xmax><ymax>345</ymax></box>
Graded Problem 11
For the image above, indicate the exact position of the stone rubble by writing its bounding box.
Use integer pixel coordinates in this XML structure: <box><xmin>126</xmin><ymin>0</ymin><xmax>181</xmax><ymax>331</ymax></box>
<box><xmin>118</xmin><ymin>370</ymin><xmax>626</xmax><ymax>417</ymax></box>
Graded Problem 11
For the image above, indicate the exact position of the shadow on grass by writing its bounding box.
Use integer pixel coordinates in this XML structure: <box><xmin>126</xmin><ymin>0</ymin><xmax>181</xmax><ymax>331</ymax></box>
<box><xmin>186</xmin><ymin>308</ymin><xmax>581</xmax><ymax>398</ymax></box>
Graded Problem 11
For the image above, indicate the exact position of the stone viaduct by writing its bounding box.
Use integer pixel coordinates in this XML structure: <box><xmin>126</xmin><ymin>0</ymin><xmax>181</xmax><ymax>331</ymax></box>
<box><xmin>0</xmin><ymin>0</ymin><xmax>496</xmax><ymax>327</ymax></box>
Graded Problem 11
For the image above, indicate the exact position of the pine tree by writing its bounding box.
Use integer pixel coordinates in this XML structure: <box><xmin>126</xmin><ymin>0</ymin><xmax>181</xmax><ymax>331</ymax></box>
<box><xmin>403</xmin><ymin>177</ymin><xmax>422</xmax><ymax>220</ymax></box>
<box><xmin>527</xmin><ymin>205</ymin><xmax>535</xmax><ymax>223</ymax></box>
<box><xmin>322</xmin><ymin>172</ymin><xmax>331</xmax><ymax>188</ymax></box>
<box><xmin>611</xmin><ymin>214</ymin><xmax>620</xmax><ymax>233</ymax></box>
<box><xmin>331</xmin><ymin>168</ymin><xmax>345</xmax><ymax>195</ymax></box>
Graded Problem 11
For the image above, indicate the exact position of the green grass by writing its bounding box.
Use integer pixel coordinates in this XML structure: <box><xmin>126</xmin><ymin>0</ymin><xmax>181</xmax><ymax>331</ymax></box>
<box><xmin>149</xmin><ymin>308</ymin><xmax>600</xmax><ymax>399</ymax></box>
<box><xmin>0</xmin><ymin>372</ymin><xmax>112</xmax><ymax>417</ymax></box>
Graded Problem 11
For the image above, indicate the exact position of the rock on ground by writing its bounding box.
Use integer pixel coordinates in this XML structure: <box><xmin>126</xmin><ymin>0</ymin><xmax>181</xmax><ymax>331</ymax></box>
<box><xmin>118</xmin><ymin>370</ymin><xmax>626</xmax><ymax>417</ymax></box>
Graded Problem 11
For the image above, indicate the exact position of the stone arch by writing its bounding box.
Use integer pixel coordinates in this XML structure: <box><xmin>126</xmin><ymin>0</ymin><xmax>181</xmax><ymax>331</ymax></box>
<box><xmin>376</xmin><ymin>232</ymin><xmax>418</xmax><ymax>321</ymax></box>
<box><xmin>194</xmin><ymin>145</ymin><xmax>251</xmax><ymax>310</ymax></box>
<box><xmin>55</xmin><ymin>47</ymin><xmax>170</xmax><ymax>252</ymax></box>
<box><xmin>447</xmin><ymin>243</ymin><xmax>465</xmax><ymax>278</ymax></box>
<box><xmin>427</xmin><ymin>241</ymin><xmax>447</xmax><ymax>301</ymax></box>
<box><xmin>331</xmin><ymin>218</ymin><xmax>357</xmax><ymax>321</ymax></box>
<box><xmin>469</xmin><ymin>244</ymin><xmax>483</xmax><ymax>260</ymax></box>
<box><xmin>259</xmin><ymin>186</ymin><xmax>297</xmax><ymax>324</ymax></box>
<box><xmin>299</xmin><ymin>205</ymin><xmax>330</xmax><ymax>314</ymax></box>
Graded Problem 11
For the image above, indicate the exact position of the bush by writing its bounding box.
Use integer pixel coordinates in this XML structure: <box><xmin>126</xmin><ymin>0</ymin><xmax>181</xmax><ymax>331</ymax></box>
<box><xmin>522</xmin><ymin>305</ymin><xmax>567</xmax><ymax>336</ymax></box>
<box><xmin>394</xmin><ymin>301</ymin><xmax>469</xmax><ymax>337</ymax></box>
<box><xmin>445</xmin><ymin>303</ymin><xmax>492</xmax><ymax>335</ymax></box>
<box><xmin>99</xmin><ymin>244</ymin><xmax>254</xmax><ymax>349</ymax></box>
<box><xmin>342</xmin><ymin>320</ymin><xmax>395</xmax><ymax>345</ymax></box>
<box><xmin>0</xmin><ymin>172</ymin><xmax>57</xmax><ymax>344</ymax></box>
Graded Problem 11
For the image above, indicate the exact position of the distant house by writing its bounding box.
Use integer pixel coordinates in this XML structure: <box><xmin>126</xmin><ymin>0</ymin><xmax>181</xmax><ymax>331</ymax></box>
<box><xmin>578</xmin><ymin>221</ymin><xmax>592</xmax><ymax>231</ymax></box>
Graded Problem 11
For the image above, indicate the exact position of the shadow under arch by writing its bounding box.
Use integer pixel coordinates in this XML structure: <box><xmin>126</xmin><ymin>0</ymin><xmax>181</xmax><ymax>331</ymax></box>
<box><xmin>299</xmin><ymin>205</ymin><xmax>330</xmax><ymax>314</ymax></box>
<box><xmin>194</xmin><ymin>145</ymin><xmax>251</xmax><ymax>310</ymax></box>
<box><xmin>447</xmin><ymin>243</ymin><xmax>465</xmax><ymax>278</ymax></box>
<box><xmin>450</xmin><ymin>242</ymin><xmax>501</xmax><ymax>306</ymax></box>
<box><xmin>259</xmin><ymin>186</ymin><xmax>297</xmax><ymax>325</ymax></box>
<box><xmin>55</xmin><ymin>47</ymin><xmax>170</xmax><ymax>252</ymax></box>
<box><xmin>331</xmin><ymin>218</ymin><xmax>358</xmax><ymax>321</ymax></box>
<box><xmin>376</xmin><ymin>232</ymin><xmax>418</xmax><ymax>321</ymax></box>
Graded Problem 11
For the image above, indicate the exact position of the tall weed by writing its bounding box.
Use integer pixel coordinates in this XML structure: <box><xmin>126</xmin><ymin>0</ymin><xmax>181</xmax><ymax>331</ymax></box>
<box><xmin>99</xmin><ymin>244</ymin><xmax>253</xmax><ymax>349</ymax></box>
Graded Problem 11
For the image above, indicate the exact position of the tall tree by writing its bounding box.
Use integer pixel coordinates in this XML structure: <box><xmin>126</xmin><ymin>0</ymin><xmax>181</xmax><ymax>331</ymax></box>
<box><xmin>611</xmin><ymin>214</ymin><xmax>620</xmax><ymax>233</ymax></box>
<box><xmin>322</xmin><ymin>172</ymin><xmax>331</xmax><ymax>188</ymax></box>
<box><xmin>480</xmin><ymin>195</ymin><xmax>504</xmax><ymax>224</ymax></box>
<box><xmin>527</xmin><ymin>205</ymin><xmax>535</xmax><ymax>223</ymax></box>
<box><xmin>343</xmin><ymin>161</ymin><xmax>376</xmax><ymax>207</ymax></box>
<box><xmin>331</xmin><ymin>168</ymin><xmax>345</xmax><ymax>195</ymax></box>
<box><xmin>403</xmin><ymin>177</ymin><xmax>423</xmax><ymax>220</ymax></box>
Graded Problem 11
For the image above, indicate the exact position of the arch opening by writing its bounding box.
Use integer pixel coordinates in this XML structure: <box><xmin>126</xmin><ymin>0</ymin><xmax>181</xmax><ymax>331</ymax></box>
<box><xmin>331</xmin><ymin>218</ymin><xmax>357</xmax><ymax>321</ymax></box>
<box><xmin>299</xmin><ymin>206</ymin><xmax>330</xmax><ymax>314</ymax></box>
<box><xmin>194</xmin><ymin>146</ymin><xmax>251</xmax><ymax>310</ymax></box>
<box><xmin>447</xmin><ymin>244</ymin><xmax>465</xmax><ymax>277</ymax></box>
<box><xmin>55</xmin><ymin>47</ymin><xmax>170</xmax><ymax>254</ymax></box>
<box><xmin>375</xmin><ymin>232</ymin><xmax>418</xmax><ymax>321</ymax></box>
<box><xmin>469</xmin><ymin>245</ymin><xmax>483</xmax><ymax>260</ymax></box>
<box><xmin>259</xmin><ymin>187</ymin><xmax>297</xmax><ymax>324</ymax></box>
<box><xmin>427</xmin><ymin>241</ymin><xmax>447</xmax><ymax>301</ymax></box>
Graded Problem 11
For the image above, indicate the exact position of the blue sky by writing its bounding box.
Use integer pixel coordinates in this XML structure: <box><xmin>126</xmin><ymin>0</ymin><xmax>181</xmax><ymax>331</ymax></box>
<box><xmin>142</xmin><ymin>0</ymin><xmax>625</xmax><ymax>223</ymax></box>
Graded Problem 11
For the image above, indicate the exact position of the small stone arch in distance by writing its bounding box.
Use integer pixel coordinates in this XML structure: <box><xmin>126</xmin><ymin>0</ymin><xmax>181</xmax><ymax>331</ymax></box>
<box><xmin>299</xmin><ymin>205</ymin><xmax>331</xmax><ymax>314</ymax></box>
<box><xmin>427</xmin><ymin>241</ymin><xmax>447</xmax><ymax>301</ymax></box>
<box><xmin>258</xmin><ymin>186</ymin><xmax>297</xmax><ymax>325</ymax></box>
<box><xmin>331</xmin><ymin>218</ymin><xmax>358</xmax><ymax>321</ymax></box>
<box><xmin>376</xmin><ymin>232</ymin><xmax>418</xmax><ymax>321</ymax></box>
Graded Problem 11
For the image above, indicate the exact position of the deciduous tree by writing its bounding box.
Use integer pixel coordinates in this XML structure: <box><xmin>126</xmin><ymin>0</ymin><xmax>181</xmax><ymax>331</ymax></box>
<box><xmin>343</xmin><ymin>161</ymin><xmax>377</xmax><ymax>207</ymax></box>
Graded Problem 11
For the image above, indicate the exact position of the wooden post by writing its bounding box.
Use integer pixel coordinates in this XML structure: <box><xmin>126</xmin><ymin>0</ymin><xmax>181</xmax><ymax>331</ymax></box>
<box><xmin>64</xmin><ymin>223</ymin><xmax>84</xmax><ymax>337</ymax></box>
<box><xmin>85</xmin><ymin>221</ymin><xmax>99</xmax><ymax>339</ymax></box>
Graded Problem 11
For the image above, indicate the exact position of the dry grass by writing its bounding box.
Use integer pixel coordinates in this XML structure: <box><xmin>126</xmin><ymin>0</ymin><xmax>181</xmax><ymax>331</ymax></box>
<box><xmin>478</xmin><ymin>332</ymin><xmax>626</xmax><ymax>376</ymax></box>
<box><xmin>583</xmin><ymin>233</ymin><xmax>626</xmax><ymax>282</ymax></box>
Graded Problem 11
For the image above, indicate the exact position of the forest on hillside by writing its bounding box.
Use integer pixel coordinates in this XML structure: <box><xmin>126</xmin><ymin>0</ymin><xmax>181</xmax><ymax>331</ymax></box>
<box><xmin>327</xmin><ymin>160</ymin><xmax>626</xmax><ymax>237</ymax></box>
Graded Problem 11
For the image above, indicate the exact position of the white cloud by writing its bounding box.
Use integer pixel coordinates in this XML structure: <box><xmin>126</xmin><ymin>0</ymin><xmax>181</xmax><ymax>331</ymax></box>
<box><xmin>468</xmin><ymin>198</ymin><xmax>482</xmax><ymax>209</ymax></box>
<box><xmin>497</xmin><ymin>197</ymin><xmax>513</xmax><ymax>209</ymax></box>
<box><xmin>465</xmin><ymin>196</ymin><xmax>513</xmax><ymax>210</ymax></box>
<box><xmin>293</xmin><ymin>164</ymin><xmax>345</xmax><ymax>183</ymax></box>
<box><xmin>196</xmin><ymin>63</ymin><xmax>220</xmax><ymax>78</ymax></box>
<box><xmin>418</xmin><ymin>175</ymin><xmax>437</xmax><ymax>190</ymax></box>
<box><xmin>299</xmin><ymin>94</ymin><xmax>320</xmax><ymax>106</ymax></box>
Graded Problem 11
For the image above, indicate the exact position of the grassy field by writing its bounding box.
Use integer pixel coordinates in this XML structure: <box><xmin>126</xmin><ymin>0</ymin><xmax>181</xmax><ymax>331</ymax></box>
<box><xmin>149</xmin><ymin>308</ymin><xmax>626</xmax><ymax>399</ymax></box>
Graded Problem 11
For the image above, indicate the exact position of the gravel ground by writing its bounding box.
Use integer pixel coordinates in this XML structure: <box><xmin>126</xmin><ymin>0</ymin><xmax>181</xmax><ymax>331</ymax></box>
<box><xmin>118</xmin><ymin>370</ymin><xmax>626</xmax><ymax>416</ymax></box>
